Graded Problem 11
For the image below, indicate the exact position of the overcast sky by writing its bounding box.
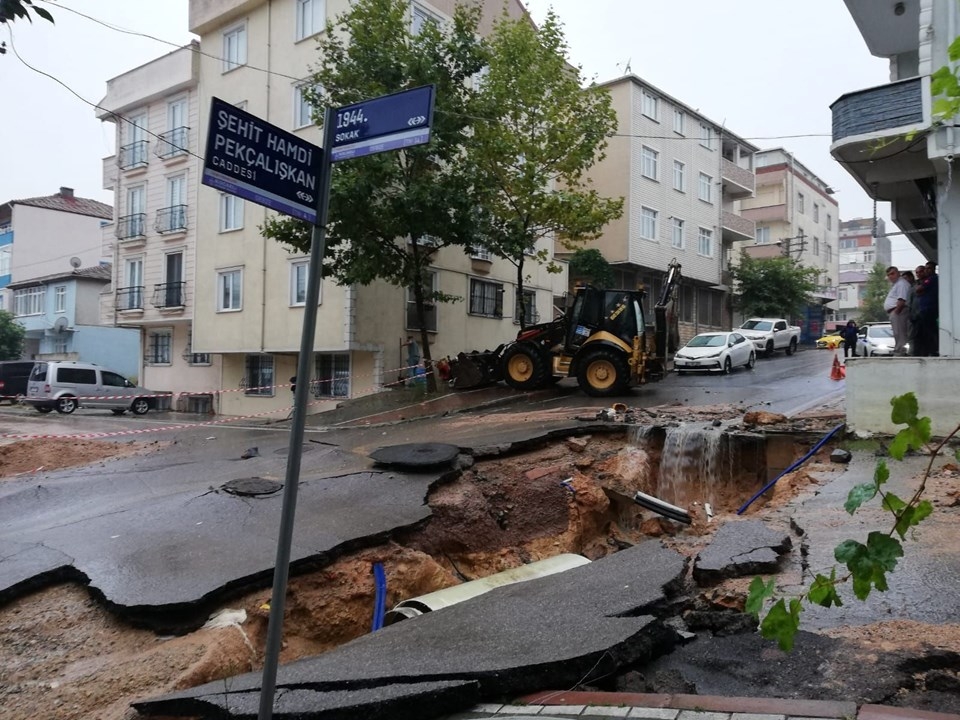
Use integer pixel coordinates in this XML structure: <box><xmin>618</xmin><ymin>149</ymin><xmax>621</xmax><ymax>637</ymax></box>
<box><xmin>2</xmin><ymin>0</ymin><xmax>924</xmax><ymax>267</ymax></box>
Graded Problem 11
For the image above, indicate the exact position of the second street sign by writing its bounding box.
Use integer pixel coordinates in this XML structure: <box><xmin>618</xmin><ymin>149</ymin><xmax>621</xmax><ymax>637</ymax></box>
<box><xmin>202</xmin><ymin>98</ymin><xmax>323</xmax><ymax>223</ymax></box>
<box><xmin>330</xmin><ymin>85</ymin><xmax>435</xmax><ymax>162</ymax></box>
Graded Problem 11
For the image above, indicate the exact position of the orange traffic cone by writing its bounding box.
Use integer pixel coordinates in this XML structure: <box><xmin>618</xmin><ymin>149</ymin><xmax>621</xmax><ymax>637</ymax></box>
<box><xmin>830</xmin><ymin>352</ymin><xmax>844</xmax><ymax>381</ymax></box>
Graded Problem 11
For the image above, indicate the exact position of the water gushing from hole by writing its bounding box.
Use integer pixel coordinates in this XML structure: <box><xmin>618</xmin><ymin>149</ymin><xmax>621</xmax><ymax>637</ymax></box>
<box><xmin>658</xmin><ymin>423</ymin><xmax>724</xmax><ymax>508</ymax></box>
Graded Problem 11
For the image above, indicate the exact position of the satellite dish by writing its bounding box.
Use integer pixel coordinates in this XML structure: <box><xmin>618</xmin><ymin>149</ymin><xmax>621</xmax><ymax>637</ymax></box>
<box><xmin>53</xmin><ymin>316</ymin><xmax>69</xmax><ymax>333</ymax></box>
<box><xmin>69</xmin><ymin>256</ymin><xmax>82</xmax><ymax>270</ymax></box>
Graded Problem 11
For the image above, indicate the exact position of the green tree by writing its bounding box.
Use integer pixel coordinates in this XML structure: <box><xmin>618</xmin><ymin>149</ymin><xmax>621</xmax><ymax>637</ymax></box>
<box><xmin>261</xmin><ymin>0</ymin><xmax>487</xmax><ymax>392</ymax></box>
<box><xmin>472</xmin><ymin>10</ymin><xmax>622</xmax><ymax>328</ymax></box>
<box><xmin>859</xmin><ymin>263</ymin><xmax>889</xmax><ymax>323</ymax></box>
<box><xmin>568</xmin><ymin>247</ymin><xmax>614</xmax><ymax>288</ymax></box>
<box><xmin>729</xmin><ymin>253</ymin><xmax>819</xmax><ymax>319</ymax></box>
<box><xmin>0</xmin><ymin>0</ymin><xmax>52</xmax><ymax>25</ymax></box>
<box><xmin>0</xmin><ymin>310</ymin><xmax>25</xmax><ymax>360</ymax></box>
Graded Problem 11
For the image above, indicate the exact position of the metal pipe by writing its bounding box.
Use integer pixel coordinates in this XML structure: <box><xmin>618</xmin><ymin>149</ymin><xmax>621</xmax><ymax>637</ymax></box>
<box><xmin>383</xmin><ymin>554</ymin><xmax>590</xmax><ymax>625</ymax></box>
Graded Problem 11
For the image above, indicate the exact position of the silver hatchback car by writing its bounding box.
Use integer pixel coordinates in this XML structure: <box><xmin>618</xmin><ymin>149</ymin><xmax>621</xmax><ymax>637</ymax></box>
<box><xmin>25</xmin><ymin>361</ymin><xmax>160</xmax><ymax>415</ymax></box>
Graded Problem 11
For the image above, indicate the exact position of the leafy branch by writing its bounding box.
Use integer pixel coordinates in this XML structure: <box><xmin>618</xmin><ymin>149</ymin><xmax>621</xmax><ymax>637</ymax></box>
<box><xmin>747</xmin><ymin>392</ymin><xmax>960</xmax><ymax>651</ymax></box>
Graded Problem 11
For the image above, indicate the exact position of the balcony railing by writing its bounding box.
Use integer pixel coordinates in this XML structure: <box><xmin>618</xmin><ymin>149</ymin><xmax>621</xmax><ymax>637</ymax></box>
<box><xmin>116</xmin><ymin>213</ymin><xmax>146</xmax><ymax>240</ymax></box>
<box><xmin>152</xmin><ymin>281</ymin><xmax>186</xmax><ymax>309</ymax></box>
<box><xmin>155</xmin><ymin>127</ymin><xmax>189</xmax><ymax>159</ymax></box>
<box><xmin>155</xmin><ymin>205</ymin><xmax>187</xmax><ymax>234</ymax></box>
<box><xmin>721</xmin><ymin>158</ymin><xmax>755</xmax><ymax>198</ymax></box>
<box><xmin>831</xmin><ymin>77</ymin><xmax>923</xmax><ymax>143</ymax></box>
<box><xmin>117</xmin><ymin>286</ymin><xmax>144</xmax><ymax>311</ymax></box>
<box><xmin>118</xmin><ymin>141</ymin><xmax>149</xmax><ymax>170</ymax></box>
<box><xmin>721</xmin><ymin>210</ymin><xmax>756</xmax><ymax>243</ymax></box>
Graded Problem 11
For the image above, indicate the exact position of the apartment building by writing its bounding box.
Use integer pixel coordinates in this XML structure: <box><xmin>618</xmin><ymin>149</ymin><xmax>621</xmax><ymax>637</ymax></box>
<box><xmin>188</xmin><ymin>0</ymin><xmax>562</xmax><ymax>417</ymax></box>
<box><xmin>739</xmin><ymin>148</ymin><xmax>840</xmax><ymax>340</ymax></box>
<box><xmin>578</xmin><ymin>75</ymin><xmax>757</xmax><ymax>341</ymax></box>
<box><xmin>97</xmin><ymin>42</ymin><xmax>222</xmax><ymax>410</ymax></box>
<box><xmin>835</xmin><ymin>217</ymin><xmax>891</xmax><ymax>323</ymax></box>
<box><xmin>832</xmin><ymin>0</ymin><xmax>955</xmax><ymax>359</ymax></box>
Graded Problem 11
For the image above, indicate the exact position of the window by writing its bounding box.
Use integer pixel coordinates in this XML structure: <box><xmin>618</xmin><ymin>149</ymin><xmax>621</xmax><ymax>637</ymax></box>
<box><xmin>184</xmin><ymin>332</ymin><xmax>211</xmax><ymax>366</ymax></box>
<box><xmin>120</xmin><ymin>257</ymin><xmax>143</xmax><ymax>310</ymax></box>
<box><xmin>640</xmin><ymin>206</ymin><xmax>658</xmax><ymax>241</ymax></box>
<box><xmin>813</xmin><ymin>203</ymin><xmax>820</xmax><ymax>223</ymax></box>
<box><xmin>470</xmin><ymin>244</ymin><xmax>493</xmax><ymax>261</ymax></box>
<box><xmin>101</xmin><ymin>371</ymin><xmax>129</xmax><ymax>388</ymax></box>
<box><xmin>0</xmin><ymin>246</ymin><xmax>10</xmax><ymax>276</ymax></box>
<box><xmin>641</xmin><ymin>145</ymin><xmax>658</xmax><ymax>180</ymax></box>
<box><xmin>641</xmin><ymin>91</ymin><xmax>659</xmax><ymax>120</ymax></box>
<box><xmin>673</xmin><ymin>109</ymin><xmax>685</xmax><ymax>135</ymax></box>
<box><xmin>672</xmin><ymin>160</ymin><xmax>685</xmax><ymax>192</ymax></box>
<box><xmin>756</xmin><ymin>226</ymin><xmax>770</xmax><ymax>244</ymax></box>
<box><xmin>840</xmin><ymin>237</ymin><xmax>856</xmax><ymax>250</ymax></box>
<box><xmin>296</xmin><ymin>0</ymin><xmax>325</xmax><ymax>40</ymax></box>
<box><xmin>407</xmin><ymin>270</ymin><xmax>437</xmax><ymax>331</ymax></box>
<box><xmin>120</xmin><ymin>113</ymin><xmax>148</xmax><ymax>168</ymax></box>
<box><xmin>56</xmin><ymin>367</ymin><xmax>96</xmax><ymax>384</ymax></box>
<box><xmin>244</xmin><ymin>354</ymin><xmax>274</xmax><ymax>396</ymax></box>
<box><xmin>826</xmin><ymin>214</ymin><xmax>833</xmax><ymax>230</ymax></box>
<box><xmin>864</xmin><ymin>250</ymin><xmax>875</xmax><ymax>263</ymax></box>
<box><xmin>217</xmin><ymin>268</ymin><xmax>242</xmax><ymax>311</ymax></box>
<box><xmin>671</xmin><ymin>218</ymin><xmax>684</xmax><ymax>250</ymax></box>
<box><xmin>146</xmin><ymin>329</ymin><xmax>172</xmax><ymax>364</ymax></box>
<box><xmin>294</xmin><ymin>84</ymin><xmax>316</xmax><ymax>128</ymax></box>
<box><xmin>223</xmin><ymin>24</ymin><xmax>247</xmax><ymax>72</ymax></box>
<box><xmin>220</xmin><ymin>194</ymin><xmax>243</xmax><ymax>231</ymax></box>
<box><xmin>698</xmin><ymin>172</ymin><xmax>713</xmax><ymax>203</ymax></box>
<box><xmin>54</xmin><ymin>285</ymin><xmax>66</xmax><ymax>313</ymax></box>
<box><xmin>289</xmin><ymin>259</ymin><xmax>318</xmax><ymax>306</ymax></box>
<box><xmin>14</xmin><ymin>287</ymin><xmax>44</xmax><ymax>316</ymax></box>
<box><xmin>698</xmin><ymin>227</ymin><xmax>713</xmax><ymax>257</ymax></box>
<box><xmin>468</xmin><ymin>278</ymin><xmax>503</xmax><ymax>318</ymax></box>
<box><xmin>159</xmin><ymin>98</ymin><xmax>189</xmax><ymax>158</ymax></box>
<box><xmin>411</xmin><ymin>2</ymin><xmax>441</xmax><ymax>34</ymax></box>
<box><xmin>797</xmin><ymin>192</ymin><xmax>805</xmax><ymax>214</ymax></box>
<box><xmin>699</xmin><ymin>123</ymin><xmax>714</xmax><ymax>150</ymax></box>
<box><xmin>158</xmin><ymin>175</ymin><xmax>187</xmax><ymax>233</ymax></box>
<box><xmin>813</xmin><ymin>236</ymin><xmax>820</xmax><ymax>256</ymax></box>
<box><xmin>314</xmin><ymin>353</ymin><xmax>349</xmax><ymax>398</ymax></box>
<box><xmin>826</xmin><ymin>244</ymin><xmax>833</xmax><ymax>263</ymax></box>
<box><xmin>839</xmin><ymin>288</ymin><xmax>848</xmax><ymax>302</ymax></box>
<box><xmin>515</xmin><ymin>289</ymin><xmax>537</xmax><ymax>325</ymax></box>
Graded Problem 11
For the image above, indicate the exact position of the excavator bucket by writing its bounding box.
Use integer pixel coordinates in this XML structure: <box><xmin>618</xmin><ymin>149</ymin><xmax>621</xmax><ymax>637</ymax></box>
<box><xmin>448</xmin><ymin>348</ymin><xmax>503</xmax><ymax>390</ymax></box>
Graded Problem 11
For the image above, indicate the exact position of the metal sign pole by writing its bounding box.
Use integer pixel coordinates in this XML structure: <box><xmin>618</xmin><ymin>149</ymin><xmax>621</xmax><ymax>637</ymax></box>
<box><xmin>258</xmin><ymin>106</ymin><xmax>336</xmax><ymax>720</ymax></box>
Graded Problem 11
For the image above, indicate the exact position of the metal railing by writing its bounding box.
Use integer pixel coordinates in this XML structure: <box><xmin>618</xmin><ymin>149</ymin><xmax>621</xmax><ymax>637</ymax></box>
<box><xmin>152</xmin><ymin>281</ymin><xmax>186</xmax><ymax>309</ymax></box>
<box><xmin>155</xmin><ymin>126</ymin><xmax>189</xmax><ymax>159</ymax></box>
<box><xmin>116</xmin><ymin>213</ymin><xmax>146</xmax><ymax>240</ymax></box>
<box><xmin>155</xmin><ymin>205</ymin><xmax>187</xmax><ymax>234</ymax></box>
<box><xmin>116</xmin><ymin>285</ymin><xmax>144</xmax><ymax>311</ymax></box>
<box><xmin>118</xmin><ymin>141</ymin><xmax>149</xmax><ymax>170</ymax></box>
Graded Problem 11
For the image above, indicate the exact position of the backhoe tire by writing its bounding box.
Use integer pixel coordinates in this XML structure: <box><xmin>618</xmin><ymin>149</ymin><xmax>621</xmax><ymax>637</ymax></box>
<box><xmin>501</xmin><ymin>343</ymin><xmax>547</xmax><ymax>391</ymax></box>
<box><xmin>577</xmin><ymin>348</ymin><xmax>630</xmax><ymax>398</ymax></box>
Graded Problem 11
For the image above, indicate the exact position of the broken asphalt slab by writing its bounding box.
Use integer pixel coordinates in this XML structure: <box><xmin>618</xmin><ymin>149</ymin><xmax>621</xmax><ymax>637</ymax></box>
<box><xmin>134</xmin><ymin>540</ymin><xmax>688</xmax><ymax>719</ymax></box>
<box><xmin>692</xmin><ymin>519</ymin><xmax>792</xmax><ymax>584</ymax></box>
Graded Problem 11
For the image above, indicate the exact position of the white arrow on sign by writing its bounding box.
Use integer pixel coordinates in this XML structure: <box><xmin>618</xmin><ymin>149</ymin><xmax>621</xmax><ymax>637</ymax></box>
<box><xmin>407</xmin><ymin>116</ymin><xmax>427</xmax><ymax>127</ymax></box>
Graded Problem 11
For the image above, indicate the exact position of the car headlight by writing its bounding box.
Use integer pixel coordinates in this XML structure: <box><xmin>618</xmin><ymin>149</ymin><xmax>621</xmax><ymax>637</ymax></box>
<box><xmin>704</xmin><ymin>352</ymin><xmax>721</xmax><ymax>358</ymax></box>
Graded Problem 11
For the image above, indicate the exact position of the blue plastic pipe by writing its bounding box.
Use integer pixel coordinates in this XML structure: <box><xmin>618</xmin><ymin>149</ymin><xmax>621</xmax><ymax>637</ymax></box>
<box><xmin>736</xmin><ymin>423</ymin><xmax>845</xmax><ymax>515</ymax></box>
<box><xmin>372</xmin><ymin>562</ymin><xmax>387</xmax><ymax>631</ymax></box>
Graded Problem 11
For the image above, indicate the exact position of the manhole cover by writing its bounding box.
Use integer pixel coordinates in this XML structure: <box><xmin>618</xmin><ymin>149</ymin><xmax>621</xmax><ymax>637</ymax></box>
<box><xmin>368</xmin><ymin>443</ymin><xmax>460</xmax><ymax>468</ymax></box>
<box><xmin>222</xmin><ymin>477</ymin><xmax>283</xmax><ymax>496</ymax></box>
<box><xmin>273</xmin><ymin>444</ymin><xmax>316</xmax><ymax>455</ymax></box>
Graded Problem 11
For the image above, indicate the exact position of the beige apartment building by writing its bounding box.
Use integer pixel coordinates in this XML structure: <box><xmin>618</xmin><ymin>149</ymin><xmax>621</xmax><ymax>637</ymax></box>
<box><xmin>97</xmin><ymin>43</ymin><xmax>222</xmax><ymax>410</ymax></box>
<box><xmin>188</xmin><ymin>0</ymin><xmax>564</xmax><ymax>417</ymax></box>
<box><xmin>578</xmin><ymin>75</ymin><xmax>757</xmax><ymax>341</ymax></box>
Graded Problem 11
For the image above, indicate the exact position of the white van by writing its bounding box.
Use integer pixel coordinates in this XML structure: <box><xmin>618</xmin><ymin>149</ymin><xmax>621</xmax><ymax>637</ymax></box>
<box><xmin>25</xmin><ymin>361</ymin><xmax>160</xmax><ymax>415</ymax></box>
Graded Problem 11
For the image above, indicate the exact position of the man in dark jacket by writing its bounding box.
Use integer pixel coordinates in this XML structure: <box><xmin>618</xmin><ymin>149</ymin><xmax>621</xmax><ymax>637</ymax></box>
<box><xmin>842</xmin><ymin>320</ymin><xmax>859</xmax><ymax>359</ymax></box>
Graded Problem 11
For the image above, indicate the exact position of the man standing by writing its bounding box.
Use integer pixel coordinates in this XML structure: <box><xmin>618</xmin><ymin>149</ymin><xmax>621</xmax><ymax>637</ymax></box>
<box><xmin>914</xmin><ymin>261</ymin><xmax>939</xmax><ymax>356</ymax></box>
<box><xmin>884</xmin><ymin>266</ymin><xmax>911</xmax><ymax>356</ymax></box>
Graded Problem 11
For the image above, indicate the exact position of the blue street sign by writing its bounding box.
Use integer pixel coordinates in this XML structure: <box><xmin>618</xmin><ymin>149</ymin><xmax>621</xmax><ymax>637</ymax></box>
<box><xmin>202</xmin><ymin>98</ymin><xmax>323</xmax><ymax>223</ymax></box>
<box><xmin>330</xmin><ymin>85</ymin><xmax>435</xmax><ymax>162</ymax></box>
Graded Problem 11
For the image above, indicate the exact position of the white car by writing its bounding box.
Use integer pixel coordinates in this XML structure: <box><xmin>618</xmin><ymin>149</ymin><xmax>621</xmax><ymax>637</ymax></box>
<box><xmin>856</xmin><ymin>323</ymin><xmax>909</xmax><ymax>357</ymax></box>
<box><xmin>674</xmin><ymin>331</ymin><xmax>756</xmax><ymax>374</ymax></box>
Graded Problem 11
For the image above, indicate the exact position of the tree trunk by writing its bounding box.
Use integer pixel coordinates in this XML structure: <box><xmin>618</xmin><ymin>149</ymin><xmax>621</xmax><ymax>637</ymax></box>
<box><xmin>516</xmin><ymin>255</ymin><xmax>527</xmax><ymax>330</ymax></box>
<box><xmin>410</xmin><ymin>247</ymin><xmax>438</xmax><ymax>393</ymax></box>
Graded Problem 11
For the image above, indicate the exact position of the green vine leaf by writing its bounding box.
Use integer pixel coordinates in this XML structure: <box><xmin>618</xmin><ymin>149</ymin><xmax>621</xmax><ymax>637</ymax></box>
<box><xmin>845</xmin><ymin>482</ymin><xmax>878</xmax><ymax>514</ymax></box>
<box><xmin>894</xmin><ymin>500</ymin><xmax>934</xmax><ymax>539</ymax></box>
<box><xmin>745</xmin><ymin>576</ymin><xmax>775</xmax><ymax>619</ymax></box>
<box><xmin>808</xmin><ymin>570</ymin><xmax>843</xmax><ymax>609</ymax></box>
<box><xmin>881</xmin><ymin>492</ymin><xmax>906</xmax><ymax>514</ymax></box>
<box><xmin>759</xmin><ymin>598</ymin><xmax>802</xmax><ymax>651</ymax></box>
<box><xmin>890</xmin><ymin>393</ymin><xmax>919</xmax><ymax>426</ymax></box>
<box><xmin>836</xmin><ymin>533</ymin><xmax>904</xmax><ymax>600</ymax></box>
<box><xmin>948</xmin><ymin>35</ymin><xmax>960</xmax><ymax>62</ymax></box>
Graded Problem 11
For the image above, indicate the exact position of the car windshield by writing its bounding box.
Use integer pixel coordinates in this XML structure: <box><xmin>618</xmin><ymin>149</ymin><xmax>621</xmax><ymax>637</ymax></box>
<box><xmin>740</xmin><ymin>320</ymin><xmax>772</xmax><ymax>331</ymax></box>
<box><xmin>686</xmin><ymin>334</ymin><xmax>727</xmax><ymax>348</ymax></box>
<box><xmin>869</xmin><ymin>325</ymin><xmax>894</xmax><ymax>338</ymax></box>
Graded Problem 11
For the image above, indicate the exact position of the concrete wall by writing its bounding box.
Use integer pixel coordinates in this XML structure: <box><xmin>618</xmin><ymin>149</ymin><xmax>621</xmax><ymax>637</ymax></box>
<box><xmin>846</xmin><ymin>357</ymin><xmax>960</xmax><ymax>436</ymax></box>
<box><xmin>11</xmin><ymin>205</ymin><xmax>108</xmax><ymax>280</ymax></box>
<box><xmin>69</xmin><ymin>326</ymin><xmax>141</xmax><ymax>380</ymax></box>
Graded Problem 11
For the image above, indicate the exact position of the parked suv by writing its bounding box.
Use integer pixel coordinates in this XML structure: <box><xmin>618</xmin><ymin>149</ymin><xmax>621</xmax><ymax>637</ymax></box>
<box><xmin>25</xmin><ymin>361</ymin><xmax>159</xmax><ymax>415</ymax></box>
<box><xmin>0</xmin><ymin>361</ymin><xmax>36</xmax><ymax>404</ymax></box>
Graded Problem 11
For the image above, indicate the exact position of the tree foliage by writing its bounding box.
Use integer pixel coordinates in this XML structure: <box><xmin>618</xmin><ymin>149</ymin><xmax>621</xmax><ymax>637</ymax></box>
<box><xmin>748</xmin><ymin>393</ymin><xmax>955</xmax><ymax>652</ymax></box>
<box><xmin>261</xmin><ymin>0</ymin><xmax>488</xmax><ymax>391</ymax></box>
<box><xmin>0</xmin><ymin>310</ymin><xmax>25</xmax><ymax>360</ymax></box>
<box><xmin>470</xmin><ymin>10</ymin><xmax>622</xmax><ymax>327</ymax></box>
<box><xmin>0</xmin><ymin>0</ymin><xmax>52</xmax><ymax>25</ymax></box>
<box><xmin>931</xmin><ymin>35</ymin><xmax>960</xmax><ymax>122</ymax></box>
<box><xmin>858</xmin><ymin>263</ymin><xmax>889</xmax><ymax>323</ymax></box>
<box><xmin>568</xmin><ymin>247</ymin><xmax>614</xmax><ymax>288</ymax></box>
<box><xmin>729</xmin><ymin>253</ymin><xmax>819</xmax><ymax>319</ymax></box>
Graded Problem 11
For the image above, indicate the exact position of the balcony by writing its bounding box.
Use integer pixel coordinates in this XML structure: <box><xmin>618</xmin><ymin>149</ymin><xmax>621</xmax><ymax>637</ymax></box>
<box><xmin>152</xmin><ymin>282</ymin><xmax>186</xmax><ymax>309</ymax></box>
<box><xmin>155</xmin><ymin>205</ymin><xmax>187</xmax><ymax>234</ymax></box>
<box><xmin>116</xmin><ymin>213</ymin><xmax>146</xmax><ymax>241</ymax></box>
<box><xmin>117</xmin><ymin>286</ymin><xmax>144</xmax><ymax>311</ymax></box>
<box><xmin>832</xmin><ymin>77</ymin><xmax>922</xmax><ymax>143</ymax></box>
<box><xmin>118</xmin><ymin>141</ymin><xmax>149</xmax><ymax>170</ymax></box>
<box><xmin>102</xmin><ymin>155</ymin><xmax>117</xmax><ymax>192</ymax></box>
<box><xmin>156</xmin><ymin>127</ymin><xmax>190</xmax><ymax>160</ymax></box>
<box><xmin>721</xmin><ymin>158</ymin><xmax>755</xmax><ymax>199</ymax></box>
<box><xmin>721</xmin><ymin>211</ymin><xmax>755</xmax><ymax>243</ymax></box>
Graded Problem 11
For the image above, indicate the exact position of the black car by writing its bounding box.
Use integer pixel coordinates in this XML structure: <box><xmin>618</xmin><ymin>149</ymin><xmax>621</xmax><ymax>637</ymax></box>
<box><xmin>0</xmin><ymin>361</ymin><xmax>36</xmax><ymax>404</ymax></box>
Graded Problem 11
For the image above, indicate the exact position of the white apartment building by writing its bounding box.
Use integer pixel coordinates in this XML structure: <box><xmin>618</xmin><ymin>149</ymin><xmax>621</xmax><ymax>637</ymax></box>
<box><xmin>578</xmin><ymin>75</ymin><xmax>757</xmax><ymax>341</ymax></box>
<box><xmin>835</xmin><ymin>217</ymin><xmax>891</xmax><ymax>323</ymax></box>
<box><xmin>97</xmin><ymin>42</ymin><xmax>222</xmax><ymax>411</ymax></box>
<box><xmin>188</xmin><ymin>0</ymin><xmax>563</xmax><ymax>417</ymax></box>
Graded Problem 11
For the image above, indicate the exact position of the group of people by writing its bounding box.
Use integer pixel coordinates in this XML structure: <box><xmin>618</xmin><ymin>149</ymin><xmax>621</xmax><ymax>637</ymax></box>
<box><xmin>885</xmin><ymin>261</ymin><xmax>939</xmax><ymax>357</ymax></box>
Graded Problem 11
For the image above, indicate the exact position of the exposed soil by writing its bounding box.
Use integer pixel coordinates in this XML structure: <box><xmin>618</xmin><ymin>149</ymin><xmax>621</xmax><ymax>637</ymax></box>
<box><xmin>0</xmin><ymin>411</ymin><xmax>958</xmax><ymax>719</ymax></box>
